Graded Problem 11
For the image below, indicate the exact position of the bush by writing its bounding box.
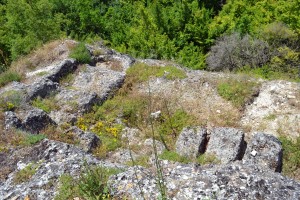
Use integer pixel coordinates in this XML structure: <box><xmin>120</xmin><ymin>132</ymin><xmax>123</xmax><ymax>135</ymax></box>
<box><xmin>69</xmin><ymin>43</ymin><xmax>91</xmax><ymax>63</ymax></box>
<box><xmin>55</xmin><ymin>165</ymin><xmax>120</xmax><ymax>200</ymax></box>
<box><xmin>196</xmin><ymin>153</ymin><xmax>220</xmax><ymax>165</ymax></box>
<box><xmin>0</xmin><ymin>70</ymin><xmax>22</xmax><ymax>87</ymax></box>
<box><xmin>206</xmin><ymin>33</ymin><xmax>271</xmax><ymax>71</ymax></box>
<box><xmin>31</xmin><ymin>96</ymin><xmax>59</xmax><ymax>113</ymax></box>
<box><xmin>279</xmin><ymin>136</ymin><xmax>300</xmax><ymax>180</ymax></box>
<box><xmin>217</xmin><ymin>79</ymin><xmax>259</xmax><ymax>109</ymax></box>
<box><xmin>0</xmin><ymin>90</ymin><xmax>23</xmax><ymax>111</ymax></box>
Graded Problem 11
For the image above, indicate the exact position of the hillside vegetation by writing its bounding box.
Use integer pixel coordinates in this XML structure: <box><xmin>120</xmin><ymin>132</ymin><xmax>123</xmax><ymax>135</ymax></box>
<box><xmin>0</xmin><ymin>0</ymin><xmax>299</xmax><ymax>80</ymax></box>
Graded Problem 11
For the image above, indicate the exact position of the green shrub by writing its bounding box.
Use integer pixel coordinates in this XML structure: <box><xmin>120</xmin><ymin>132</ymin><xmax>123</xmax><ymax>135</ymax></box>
<box><xmin>159</xmin><ymin>150</ymin><xmax>190</xmax><ymax>164</ymax></box>
<box><xmin>31</xmin><ymin>96</ymin><xmax>59</xmax><ymax>113</ymax></box>
<box><xmin>14</xmin><ymin>162</ymin><xmax>39</xmax><ymax>184</ymax></box>
<box><xmin>126</xmin><ymin>63</ymin><xmax>187</xmax><ymax>83</ymax></box>
<box><xmin>279</xmin><ymin>136</ymin><xmax>300</xmax><ymax>180</ymax></box>
<box><xmin>0</xmin><ymin>90</ymin><xmax>23</xmax><ymax>111</ymax></box>
<box><xmin>217</xmin><ymin>79</ymin><xmax>259</xmax><ymax>109</ymax></box>
<box><xmin>69</xmin><ymin>43</ymin><xmax>91</xmax><ymax>64</ymax></box>
<box><xmin>23</xmin><ymin>134</ymin><xmax>46</xmax><ymax>146</ymax></box>
<box><xmin>55</xmin><ymin>166</ymin><xmax>121</xmax><ymax>200</ymax></box>
<box><xmin>0</xmin><ymin>71</ymin><xmax>22</xmax><ymax>87</ymax></box>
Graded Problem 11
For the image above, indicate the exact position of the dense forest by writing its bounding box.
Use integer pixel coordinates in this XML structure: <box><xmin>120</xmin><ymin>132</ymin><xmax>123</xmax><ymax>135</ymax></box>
<box><xmin>0</xmin><ymin>0</ymin><xmax>299</xmax><ymax>79</ymax></box>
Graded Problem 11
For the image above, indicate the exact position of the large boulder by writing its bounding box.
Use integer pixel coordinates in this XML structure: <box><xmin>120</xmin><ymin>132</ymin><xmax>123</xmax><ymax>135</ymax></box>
<box><xmin>22</xmin><ymin>108</ymin><xmax>56</xmax><ymax>133</ymax></box>
<box><xmin>65</xmin><ymin>126</ymin><xmax>101</xmax><ymax>153</ymax></box>
<box><xmin>26</xmin><ymin>78</ymin><xmax>59</xmax><ymax>100</ymax></box>
<box><xmin>108</xmin><ymin>162</ymin><xmax>300</xmax><ymax>200</ymax></box>
<box><xmin>0</xmin><ymin>139</ymin><xmax>123</xmax><ymax>200</ymax></box>
<box><xmin>206</xmin><ymin>127</ymin><xmax>245</xmax><ymax>163</ymax></box>
<box><xmin>243</xmin><ymin>133</ymin><xmax>283</xmax><ymax>172</ymax></box>
<box><xmin>4</xmin><ymin>111</ymin><xmax>22</xmax><ymax>130</ymax></box>
<box><xmin>175</xmin><ymin>127</ymin><xmax>207</xmax><ymax>158</ymax></box>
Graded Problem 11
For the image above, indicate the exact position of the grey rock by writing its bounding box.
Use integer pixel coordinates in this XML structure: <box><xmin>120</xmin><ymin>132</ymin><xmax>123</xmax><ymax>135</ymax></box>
<box><xmin>0</xmin><ymin>139</ymin><xmax>124</xmax><ymax>200</ymax></box>
<box><xmin>4</xmin><ymin>111</ymin><xmax>22</xmax><ymax>130</ymax></box>
<box><xmin>243</xmin><ymin>133</ymin><xmax>283</xmax><ymax>172</ymax></box>
<box><xmin>26</xmin><ymin>78</ymin><xmax>59</xmax><ymax>100</ymax></box>
<box><xmin>22</xmin><ymin>108</ymin><xmax>56</xmax><ymax>134</ymax></box>
<box><xmin>175</xmin><ymin>127</ymin><xmax>207</xmax><ymax>158</ymax></box>
<box><xmin>110</xmin><ymin>148</ymin><xmax>139</xmax><ymax>165</ymax></box>
<box><xmin>144</xmin><ymin>138</ymin><xmax>165</xmax><ymax>155</ymax></box>
<box><xmin>45</xmin><ymin>59</ymin><xmax>77</xmax><ymax>82</ymax></box>
<box><xmin>65</xmin><ymin>126</ymin><xmax>100</xmax><ymax>152</ymax></box>
<box><xmin>108</xmin><ymin>162</ymin><xmax>300</xmax><ymax>200</ymax></box>
<box><xmin>121</xmin><ymin>127</ymin><xmax>141</xmax><ymax>146</ymax></box>
<box><xmin>206</xmin><ymin>127</ymin><xmax>245</xmax><ymax>163</ymax></box>
<box><xmin>72</xmin><ymin>65</ymin><xmax>125</xmax><ymax>102</ymax></box>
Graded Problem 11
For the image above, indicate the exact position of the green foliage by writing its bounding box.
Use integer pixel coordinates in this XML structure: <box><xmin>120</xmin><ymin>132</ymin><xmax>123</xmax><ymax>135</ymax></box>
<box><xmin>31</xmin><ymin>96</ymin><xmax>59</xmax><ymax>113</ymax></box>
<box><xmin>196</xmin><ymin>153</ymin><xmax>220</xmax><ymax>165</ymax></box>
<box><xmin>279</xmin><ymin>136</ymin><xmax>300</xmax><ymax>180</ymax></box>
<box><xmin>0</xmin><ymin>70</ymin><xmax>22</xmax><ymax>87</ymax></box>
<box><xmin>14</xmin><ymin>162</ymin><xmax>39</xmax><ymax>184</ymax></box>
<box><xmin>69</xmin><ymin>43</ymin><xmax>91</xmax><ymax>63</ymax></box>
<box><xmin>126</xmin><ymin>63</ymin><xmax>187</xmax><ymax>83</ymax></box>
<box><xmin>55</xmin><ymin>166</ymin><xmax>120</xmax><ymax>200</ymax></box>
<box><xmin>217</xmin><ymin>79</ymin><xmax>259</xmax><ymax>109</ymax></box>
<box><xmin>23</xmin><ymin>134</ymin><xmax>46</xmax><ymax>146</ymax></box>
<box><xmin>0</xmin><ymin>90</ymin><xmax>23</xmax><ymax>111</ymax></box>
<box><xmin>159</xmin><ymin>150</ymin><xmax>190</xmax><ymax>164</ymax></box>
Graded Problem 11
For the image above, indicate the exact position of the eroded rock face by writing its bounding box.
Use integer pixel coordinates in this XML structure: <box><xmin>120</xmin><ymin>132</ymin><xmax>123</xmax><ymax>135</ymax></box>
<box><xmin>206</xmin><ymin>127</ymin><xmax>245</xmax><ymax>163</ymax></box>
<box><xmin>26</xmin><ymin>78</ymin><xmax>59</xmax><ymax>100</ymax></box>
<box><xmin>175</xmin><ymin>127</ymin><xmax>207</xmax><ymax>158</ymax></box>
<box><xmin>22</xmin><ymin>108</ymin><xmax>56</xmax><ymax>134</ymax></box>
<box><xmin>243</xmin><ymin>133</ymin><xmax>283</xmax><ymax>172</ymax></box>
<box><xmin>108</xmin><ymin>162</ymin><xmax>300</xmax><ymax>200</ymax></box>
<box><xmin>4</xmin><ymin>111</ymin><xmax>22</xmax><ymax>130</ymax></box>
<box><xmin>65</xmin><ymin>126</ymin><xmax>101</xmax><ymax>153</ymax></box>
<box><xmin>0</xmin><ymin>139</ymin><xmax>124</xmax><ymax>200</ymax></box>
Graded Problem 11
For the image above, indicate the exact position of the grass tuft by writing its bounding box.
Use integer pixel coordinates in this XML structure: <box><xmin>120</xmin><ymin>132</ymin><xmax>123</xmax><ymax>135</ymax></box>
<box><xmin>69</xmin><ymin>43</ymin><xmax>91</xmax><ymax>64</ymax></box>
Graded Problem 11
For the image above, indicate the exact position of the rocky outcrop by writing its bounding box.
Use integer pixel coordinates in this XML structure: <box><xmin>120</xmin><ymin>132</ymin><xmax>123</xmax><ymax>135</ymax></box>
<box><xmin>65</xmin><ymin>126</ymin><xmax>100</xmax><ymax>153</ymax></box>
<box><xmin>26</xmin><ymin>78</ymin><xmax>59</xmax><ymax>100</ymax></box>
<box><xmin>0</xmin><ymin>139</ymin><xmax>123</xmax><ymax>200</ymax></box>
<box><xmin>175</xmin><ymin>127</ymin><xmax>207</xmax><ymax>158</ymax></box>
<box><xmin>243</xmin><ymin>133</ymin><xmax>283</xmax><ymax>172</ymax></box>
<box><xmin>4</xmin><ymin>111</ymin><xmax>22</xmax><ymax>130</ymax></box>
<box><xmin>108</xmin><ymin>161</ymin><xmax>300</xmax><ymax>200</ymax></box>
<box><xmin>206</xmin><ymin>127</ymin><xmax>245</xmax><ymax>163</ymax></box>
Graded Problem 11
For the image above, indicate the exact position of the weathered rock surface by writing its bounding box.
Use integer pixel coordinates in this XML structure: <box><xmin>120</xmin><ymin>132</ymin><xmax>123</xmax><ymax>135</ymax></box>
<box><xmin>65</xmin><ymin>126</ymin><xmax>100</xmax><ymax>153</ymax></box>
<box><xmin>26</xmin><ymin>78</ymin><xmax>59</xmax><ymax>100</ymax></box>
<box><xmin>243</xmin><ymin>133</ymin><xmax>283</xmax><ymax>172</ymax></box>
<box><xmin>241</xmin><ymin>80</ymin><xmax>300</xmax><ymax>138</ymax></box>
<box><xmin>206</xmin><ymin>127</ymin><xmax>245</xmax><ymax>163</ymax></box>
<box><xmin>4</xmin><ymin>111</ymin><xmax>22</xmax><ymax>130</ymax></box>
<box><xmin>175</xmin><ymin>127</ymin><xmax>207</xmax><ymax>158</ymax></box>
<box><xmin>0</xmin><ymin>139</ymin><xmax>124</xmax><ymax>200</ymax></box>
<box><xmin>108</xmin><ymin>162</ymin><xmax>300</xmax><ymax>200</ymax></box>
<box><xmin>22</xmin><ymin>108</ymin><xmax>56</xmax><ymax>134</ymax></box>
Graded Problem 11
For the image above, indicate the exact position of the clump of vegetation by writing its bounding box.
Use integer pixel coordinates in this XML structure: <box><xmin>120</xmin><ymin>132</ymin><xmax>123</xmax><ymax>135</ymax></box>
<box><xmin>279</xmin><ymin>136</ymin><xmax>300</xmax><ymax>180</ymax></box>
<box><xmin>31</xmin><ymin>96</ymin><xmax>59</xmax><ymax>113</ymax></box>
<box><xmin>196</xmin><ymin>153</ymin><xmax>220</xmax><ymax>165</ymax></box>
<box><xmin>0</xmin><ymin>90</ymin><xmax>23</xmax><ymax>111</ymax></box>
<box><xmin>41</xmin><ymin>125</ymin><xmax>79</xmax><ymax>145</ymax></box>
<box><xmin>126</xmin><ymin>63</ymin><xmax>187</xmax><ymax>83</ymax></box>
<box><xmin>0</xmin><ymin>71</ymin><xmax>22</xmax><ymax>87</ymax></box>
<box><xmin>217</xmin><ymin>79</ymin><xmax>259</xmax><ymax>109</ymax></box>
<box><xmin>69</xmin><ymin>43</ymin><xmax>91</xmax><ymax>64</ymax></box>
<box><xmin>14</xmin><ymin>162</ymin><xmax>39</xmax><ymax>184</ymax></box>
<box><xmin>159</xmin><ymin>150</ymin><xmax>190</xmax><ymax>164</ymax></box>
<box><xmin>55</xmin><ymin>165</ymin><xmax>121</xmax><ymax>200</ymax></box>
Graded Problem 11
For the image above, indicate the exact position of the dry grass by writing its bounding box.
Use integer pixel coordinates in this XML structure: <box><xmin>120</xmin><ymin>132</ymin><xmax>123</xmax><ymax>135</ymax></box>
<box><xmin>10</xmin><ymin>39</ymin><xmax>76</xmax><ymax>76</ymax></box>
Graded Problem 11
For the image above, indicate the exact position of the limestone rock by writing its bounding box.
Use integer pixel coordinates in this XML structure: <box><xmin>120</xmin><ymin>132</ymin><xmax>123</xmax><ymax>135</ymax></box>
<box><xmin>65</xmin><ymin>126</ymin><xmax>100</xmax><ymax>153</ymax></box>
<box><xmin>243</xmin><ymin>133</ymin><xmax>283</xmax><ymax>172</ymax></box>
<box><xmin>175</xmin><ymin>127</ymin><xmax>207</xmax><ymax>158</ymax></box>
<box><xmin>108</xmin><ymin>162</ymin><xmax>300</xmax><ymax>200</ymax></box>
<box><xmin>144</xmin><ymin>138</ymin><xmax>165</xmax><ymax>155</ymax></box>
<box><xmin>45</xmin><ymin>59</ymin><xmax>77</xmax><ymax>82</ymax></box>
<box><xmin>4</xmin><ymin>111</ymin><xmax>22</xmax><ymax>130</ymax></box>
<box><xmin>22</xmin><ymin>108</ymin><xmax>56</xmax><ymax>133</ymax></box>
<box><xmin>26</xmin><ymin>78</ymin><xmax>59</xmax><ymax>100</ymax></box>
<box><xmin>206</xmin><ymin>127</ymin><xmax>245</xmax><ymax>163</ymax></box>
<box><xmin>0</xmin><ymin>139</ymin><xmax>124</xmax><ymax>200</ymax></box>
